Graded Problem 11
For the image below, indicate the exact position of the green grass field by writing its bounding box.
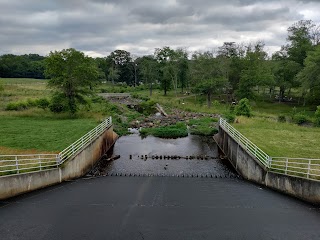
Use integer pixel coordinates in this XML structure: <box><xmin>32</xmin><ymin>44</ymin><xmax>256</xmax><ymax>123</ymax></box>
<box><xmin>233</xmin><ymin>116</ymin><xmax>320</xmax><ymax>159</ymax></box>
<box><xmin>0</xmin><ymin>116</ymin><xmax>98</xmax><ymax>154</ymax></box>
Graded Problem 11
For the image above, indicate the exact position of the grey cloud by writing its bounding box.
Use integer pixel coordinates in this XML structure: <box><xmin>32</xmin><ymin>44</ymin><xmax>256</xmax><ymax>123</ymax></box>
<box><xmin>0</xmin><ymin>0</ymin><xmax>319</xmax><ymax>56</ymax></box>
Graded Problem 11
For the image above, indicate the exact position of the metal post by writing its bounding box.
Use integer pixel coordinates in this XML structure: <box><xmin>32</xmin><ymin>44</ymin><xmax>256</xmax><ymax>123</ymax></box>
<box><xmin>39</xmin><ymin>155</ymin><xmax>42</xmax><ymax>171</ymax></box>
<box><xmin>307</xmin><ymin>159</ymin><xmax>311</xmax><ymax>179</ymax></box>
<box><xmin>15</xmin><ymin>156</ymin><xmax>19</xmax><ymax>174</ymax></box>
<box><xmin>285</xmin><ymin>158</ymin><xmax>288</xmax><ymax>175</ymax></box>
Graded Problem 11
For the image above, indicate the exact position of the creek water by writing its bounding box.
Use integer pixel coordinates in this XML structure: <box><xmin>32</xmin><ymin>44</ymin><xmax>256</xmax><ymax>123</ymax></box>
<box><xmin>88</xmin><ymin>134</ymin><xmax>240</xmax><ymax>178</ymax></box>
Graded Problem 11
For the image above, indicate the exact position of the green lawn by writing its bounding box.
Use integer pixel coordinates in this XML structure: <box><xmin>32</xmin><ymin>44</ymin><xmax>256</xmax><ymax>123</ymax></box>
<box><xmin>233</xmin><ymin>116</ymin><xmax>320</xmax><ymax>159</ymax></box>
<box><xmin>0</xmin><ymin>116</ymin><xmax>98</xmax><ymax>154</ymax></box>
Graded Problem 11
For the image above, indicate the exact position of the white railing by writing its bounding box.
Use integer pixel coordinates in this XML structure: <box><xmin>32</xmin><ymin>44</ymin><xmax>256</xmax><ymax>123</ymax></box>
<box><xmin>219</xmin><ymin>118</ymin><xmax>270</xmax><ymax>167</ymax></box>
<box><xmin>58</xmin><ymin>117</ymin><xmax>112</xmax><ymax>164</ymax></box>
<box><xmin>0</xmin><ymin>117</ymin><xmax>112</xmax><ymax>176</ymax></box>
<box><xmin>269</xmin><ymin>157</ymin><xmax>320</xmax><ymax>180</ymax></box>
<box><xmin>0</xmin><ymin>154</ymin><xmax>59</xmax><ymax>176</ymax></box>
<box><xmin>219</xmin><ymin>118</ymin><xmax>320</xmax><ymax>181</ymax></box>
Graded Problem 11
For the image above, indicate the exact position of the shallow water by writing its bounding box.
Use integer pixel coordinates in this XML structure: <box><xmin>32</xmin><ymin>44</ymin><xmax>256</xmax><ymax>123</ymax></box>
<box><xmin>89</xmin><ymin>134</ymin><xmax>239</xmax><ymax>178</ymax></box>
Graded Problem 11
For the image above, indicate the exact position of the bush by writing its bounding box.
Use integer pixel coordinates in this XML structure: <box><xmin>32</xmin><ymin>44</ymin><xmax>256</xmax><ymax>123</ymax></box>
<box><xmin>224</xmin><ymin>112</ymin><xmax>235</xmax><ymax>123</ymax></box>
<box><xmin>140</xmin><ymin>122</ymin><xmax>188</xmax><ymax>138</ymax></box>
<box><xmin>293</xmin><ymin>113</ymin><xmax>308</xmax><ymax>125</ymax></box>
<box><xmin>234</xmin><ymin>98</ymin><xmax>252</xmax><ymax>117</ymax></box>
<box><xmin>49</xmin><ymin>94</ymin><xmax>69</xmax><ymax>113</ymax></box>
<box><xmin>137</xmin><ymin>100</ymin><xmax>156</xmax><ymax>115</ymax></box>
<box><xmin>5</xmin><ymin>101</ymin><xmax>28</xmax><ymax>111</ymax></box>
<box><xmin>36</xmin><ymin>98</ymin><xmax>50</xmax><ymax>110</ymax></box>
<box><xmin>278</xmin><ymin>115</ymin><xmax>286</xmax><ymax>123</ymax></box>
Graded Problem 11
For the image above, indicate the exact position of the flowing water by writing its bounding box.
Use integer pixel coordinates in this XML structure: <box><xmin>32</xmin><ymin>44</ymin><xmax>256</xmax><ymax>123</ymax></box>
<box><xmin>88</xmin><ymin>134</ymin><xmax>240</xmax><ymax>178</ymax></box>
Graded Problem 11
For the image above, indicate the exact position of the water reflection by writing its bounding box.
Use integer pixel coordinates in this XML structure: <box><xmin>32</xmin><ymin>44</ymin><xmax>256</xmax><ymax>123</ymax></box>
<box><xmin>89</xmin><ymin>134</ymin><xmax>239</xmax><ymax>178</ymax></box>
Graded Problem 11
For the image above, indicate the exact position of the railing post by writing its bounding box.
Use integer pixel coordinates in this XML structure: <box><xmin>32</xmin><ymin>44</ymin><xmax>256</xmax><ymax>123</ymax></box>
<box><xmin>307</xmin><ymin>159</ymin><xmax>311</xmax><ymax>179</ymax></box>
<box><xmin>268</xmin><ymin>157</ymin><xmax>272</xmax><ymax>168</ymax></box>
<box><xmin>15</xmin><ymin>156</ymin><xmax>19</xmax><ymax>174</ymax></box>
<box><xmin>56</xmin><ymin>155</ymin><xmax>60</xmax><ymax>167</ymax></box>
<box><xmin>285</xmin><ymin>158</ymin><xmax>288</xmax><ymax>175</ymax></box>
<box><xmin>39</xmin><ymin>155</ymin><xmax>42</xmax><ymax>171</ymax></box>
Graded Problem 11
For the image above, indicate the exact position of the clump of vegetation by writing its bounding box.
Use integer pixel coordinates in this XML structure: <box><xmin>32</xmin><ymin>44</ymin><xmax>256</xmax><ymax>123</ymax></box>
<box><xmin>278</xmin><ymin>115</ymin><xmax>286</xmax><ymax>123</ymax></box>
<box><xmin>140</xmin><ymin>122</ymin><xmax>188</xmax><ymax>138</ymax></box>
<box><xmin>224</xmin><ymin>112</ymin><xmax>236</xmax><ymax>123</ymax></box>
<box><xmin>234</xmin><ymin>98</ymin><xmax>252</xmax><ymax>117</ymax></box>
<box><xmin>293</xmin><ymin>113</ymin><xmax>308</xmax><ymax>125</ymax></box>
<box><xmin>5</xmin><ymin>98</ymin><xmax>47</xmax><ymax>111</ymax></box>
<box><xmin>188</xmin><ymin>117</ymin><xmax>218</xmax><ymax>136</ymax></box>
<box><xmin>137</xmin><ymin>100</ymin><xmax>156</xmax><ymax>115</ymax></box>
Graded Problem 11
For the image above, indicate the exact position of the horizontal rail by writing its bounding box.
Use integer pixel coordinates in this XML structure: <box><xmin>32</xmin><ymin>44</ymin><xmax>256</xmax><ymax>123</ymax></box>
<box><xmin>219</xmin><ymin>118</ymin><xmax>320</xmax><ymax>181</ymax></box>
<box><xmin>219</xmin><ymin>118</ymin><xmax>270</xmax><ymax>167</ymax></box>
<box><xmin>0</xmin><ymin>117</ymin><xmax>113</xmax><ymax>176</ymax></box>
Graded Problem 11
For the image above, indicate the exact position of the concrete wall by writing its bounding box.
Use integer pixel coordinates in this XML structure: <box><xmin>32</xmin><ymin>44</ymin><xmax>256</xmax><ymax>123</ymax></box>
<box><xmin>214</xmin><ymin>126</ymin><xmax>320</xmax><ymax>205</ymax></box>
<box><xmin>0</xmin><ymin>127</ymin><xmax>117</xmax><ymax>200</ymax></box>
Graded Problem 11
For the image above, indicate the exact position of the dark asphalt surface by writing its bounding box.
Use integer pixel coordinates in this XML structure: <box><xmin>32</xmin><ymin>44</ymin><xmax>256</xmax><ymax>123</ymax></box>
<box><xmin>0</xmin><ymin>176</ymin><xmax>319</xmax><ymax>240</ymax></box>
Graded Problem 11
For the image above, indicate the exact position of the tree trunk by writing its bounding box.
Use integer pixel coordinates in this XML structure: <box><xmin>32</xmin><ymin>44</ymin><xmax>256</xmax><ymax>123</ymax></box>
<box><xmin>149</xmin><ymin>83</ymin><xmax>153</xmax><ymax>96</ymax></box>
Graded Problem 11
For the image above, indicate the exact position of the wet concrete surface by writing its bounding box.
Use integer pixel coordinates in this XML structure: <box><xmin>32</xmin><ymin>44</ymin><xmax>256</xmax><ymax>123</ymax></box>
<box><xmin>88</xmin><ymin>134</ymin><xmax>239</xmax><ymax>178</ymax></box>
<box><xmin>0</xmin><ymin>176</ymin><xmax>319</xmax><ymax>240</ymax></box>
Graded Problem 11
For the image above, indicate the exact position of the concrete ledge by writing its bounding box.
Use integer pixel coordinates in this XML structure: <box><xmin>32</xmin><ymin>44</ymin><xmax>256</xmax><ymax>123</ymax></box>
<box><xmin>0</xmin><ymin>127</ymin><xmax>117</xmax><ymax>200</ymax></box>
<box><xmin>215</xmin><ymin>126</ymin><xmax>320</xmax><ymax>205</ymax></box>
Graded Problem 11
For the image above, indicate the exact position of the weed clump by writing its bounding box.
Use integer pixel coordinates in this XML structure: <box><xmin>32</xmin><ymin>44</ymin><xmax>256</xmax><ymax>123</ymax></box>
<box><xmin>140</xmin><ymin>122</ymin><xmax>188</xmax><ymax>138</ymax></box>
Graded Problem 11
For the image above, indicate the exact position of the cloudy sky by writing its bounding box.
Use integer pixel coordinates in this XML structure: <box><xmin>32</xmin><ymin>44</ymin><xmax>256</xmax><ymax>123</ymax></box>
<box><xmin>1</xmin><ymin>0</ymin><xmax>319</xmax><ymax>57</ymax></box>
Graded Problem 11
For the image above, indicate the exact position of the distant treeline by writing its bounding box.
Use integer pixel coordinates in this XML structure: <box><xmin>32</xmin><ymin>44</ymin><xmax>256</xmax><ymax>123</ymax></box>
<box><xmin>1</xmin><ymin>20</ymin><xmax>320</xmax><ymax>106</ymax></box>
<box><xmin>0</xmin><ymin>54</ymin><xmax>45</xmax><ymax>79</ymax></box>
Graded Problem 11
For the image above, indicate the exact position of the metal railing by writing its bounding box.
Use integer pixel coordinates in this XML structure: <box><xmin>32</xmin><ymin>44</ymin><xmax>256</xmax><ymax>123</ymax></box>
<box><xmin>0</xmin><ymin>154</ymin><xmax>59</xmax><ymax>176</ymax></box>
<box><xmin>269</xmin><ymin>157</ymin><xmax>320</xmax><ymax>180</ymax></box>
<box><xmin>219</xmin><ymin>118</ymin><xmax>320</xmax><ymax>181</ymax></box>
<box><xmin>0</xmin><ymin>117</ymin><xmax>112</xmax><ymax>176</ymax></box>
<box><xmin>219</xmin><ymin>118</ymin><xmax>270</xmax><ymax>167</ymax></box>
<box><xmin>58</xmin><ymin>117</ymin><xmax>112</xmax><ymax>164</ymax></box>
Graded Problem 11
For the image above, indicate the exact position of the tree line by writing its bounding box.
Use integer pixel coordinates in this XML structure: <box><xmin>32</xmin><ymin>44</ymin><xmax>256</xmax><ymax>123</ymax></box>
<box><xmin>1</xmin><ymin>20</ymin><xmax>320</xmax><ymax>110</ymax></box>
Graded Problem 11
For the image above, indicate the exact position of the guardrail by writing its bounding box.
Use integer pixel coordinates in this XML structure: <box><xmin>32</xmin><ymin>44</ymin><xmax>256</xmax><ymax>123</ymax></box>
<box><xmin>219</xmin><ymin>118</ymin><xmax>270</xmax><ymax>167</ymax></box>
<box><xmin>58</xmin><ymin>117</ymin><xmax>112</xmax><ymax>164</ymax></box>
<box><xmin>219</xmin><ymin>118</ymin><xmax>320</xmax><ymax>181</ymax></box>
<box><xmin>270</xmin><ymin>157</ymin><xmax>320</xmax><ymax>180</ymax></box>
<box><xmin>0</xmin><ymin>154</ymin><xmax>59</xmax><ymax>176</ymax></box>
<box><xmin>0</xmin><ymin>117</ymin><xmax>112</xmax><ymax>176</ymax></box>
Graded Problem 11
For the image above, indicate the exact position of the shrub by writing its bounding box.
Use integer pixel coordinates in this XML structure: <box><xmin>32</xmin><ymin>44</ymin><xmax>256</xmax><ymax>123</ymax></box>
<box><xmin>36</xmin><ymin>98</ymin><xmax>50</xmax><ymax>110</ymax></box>
<box><xmin>293</xmin><ymin>113</ymin><xmax>308</xmax><ymax>125</ymax></box>
<box><xmin>278</xmin><ymin>115</ymin><xmax>286</xmax><ymax>123</ymax></box>
<box><xmin>137</xmin><ymin>100</ymin><xmax>156</xmax><ymax>115</ymax></box>
<box><xmin>5</xmin><ymin>102</ymin><xmax>28</xmax><ymax>111</ymax></box>
<box><xmin>140</xmin><ymin>122</ymin><xmax>188</xmax><ymax>138</ymax></box>
<box><xmin>49</xmin><ymin>94</ymin><xmax>69</xmax><ymax>113</ymax></box>
<box><xmin>224</xmin><ymin>112</ymin><xmax>235</xmax><ymax>123</ymax></box>
<box><xmin>234</xmin><ymin>98</ymin><xmax>252</xmax><ymax>117</ymax></box>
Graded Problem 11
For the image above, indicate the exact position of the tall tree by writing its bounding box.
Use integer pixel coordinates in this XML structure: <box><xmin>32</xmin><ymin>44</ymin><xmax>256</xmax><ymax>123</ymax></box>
<box><xmin>238</xmin><ymin>42</ymin><xmax>274</xmax><ymax>99</ymax></box>
<box><xmin>190</xmin><ymin>51</ymin><xmax>227</xmax><ymax>107</ymax></box>
<box><xmin>107</xmin><ymin>50</ymin><xmax>134</xmax><ymax>85</ymax></box>
<box><xmin>297</xmin><ymin>45</ymin><xmax>320</xmax><ymax>104</ymax></box>
<box><xmin>45</xmin><ymin>48</ymin><xmax>99</xmax><ymax>114</ymax></box>
<box><xmin>285</xmin><ymin>20</ymin><xmax>315</xmax><ymax>67</ymax></box>
<box><xmin>137</xmin><ymin>55</ymin><xmax>159</xmax><ymax>96</ymax></box>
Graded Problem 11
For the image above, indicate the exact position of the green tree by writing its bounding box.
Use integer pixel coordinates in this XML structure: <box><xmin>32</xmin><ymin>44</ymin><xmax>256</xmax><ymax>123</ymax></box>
<box><xmin>238</xmin><ymin>42</ymin><xmax>274</xmax><ymax>99</ymax></box>
<box><xmin>190</xmin><ymin>51</ymin><xmax>227</xmax><ymax>107</ymax></box>
<box><xmin>286</xmin><ymin>20</ymin><xmax>315</xmax><ymax>67</ymax></box>
<box><xmin>137</xmin><ymin>55</ymin><xmax>159</xmax><ymax>96</ymax></box>
<box><xmin>235</xmin><ymin>98</ymin><xmax>252</xmax><ymax>117</ymax></box>
<box><xmin>297</xmin><ymin>45</ymin><xmax>320</xmax><ymax>104</ymax></box>
<box><xmin>45</xmin><ymin>48</ymin><xmax>99</xmax><ymax>114</ymax></box>
<box><xmin>106</xmin><ymin>50</ymin><xmax>134</xmax><ymax>85</ymax></box>
<box><xmin>272</xmin><ymin>49</ymin><xmax>301</xmax><ymax>101</ymax></box>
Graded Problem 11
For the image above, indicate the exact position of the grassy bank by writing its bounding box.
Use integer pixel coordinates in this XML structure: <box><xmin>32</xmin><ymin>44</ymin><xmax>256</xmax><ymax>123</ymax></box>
<box><xmin>233</xmin><ymin>116</ymin><xmax>320</xmax><ymax>159</ymax></box>
<box><xmin>0</xmin><ymin>116</ymin><xmax>98</xmax><ymax>154</ymax></box>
